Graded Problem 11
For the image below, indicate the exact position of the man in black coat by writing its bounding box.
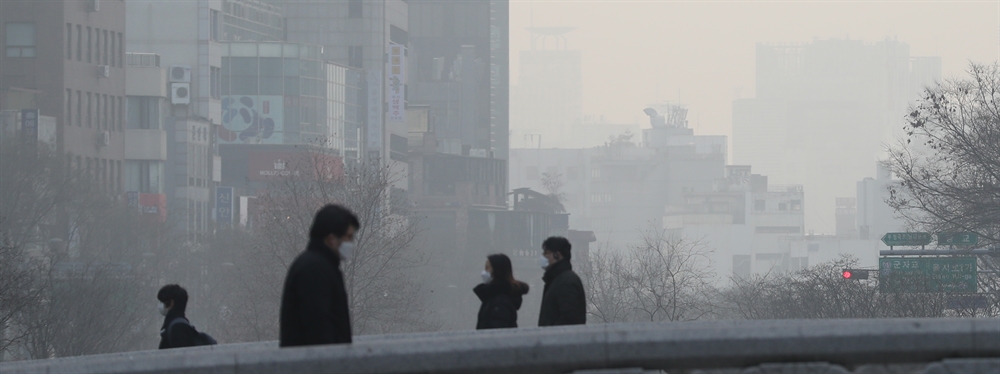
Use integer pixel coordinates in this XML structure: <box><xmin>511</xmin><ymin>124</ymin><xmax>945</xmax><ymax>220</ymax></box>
<box><xmin>538</xmin><ymin>236</ymin><xmax>587</xmax><ymax>326</ymax></box>
<box><xmin>157</xmin><ymin>284</ymin><xmax>199</xmax><ymax>349</ymax></box>
<box><xmin>280</xmin><ymin>204</ymin><xmax>359</xmax><ymax>347</ymax></box>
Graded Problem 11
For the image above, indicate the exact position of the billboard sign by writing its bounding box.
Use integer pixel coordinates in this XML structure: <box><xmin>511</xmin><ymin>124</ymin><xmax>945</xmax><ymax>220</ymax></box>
<box><xmin>387</xmin><ymin>43</ymin><xmax>405</xmax><ymax>122</ymax></box>
<box><xmin>21</xmin><ymin>109</ymin><xmax>38</xmax><ymax>145</ymax></box>
<box><xmin>216</xmin><ymin>187</ymin><xmax>233</xmax><ymax>224</ymax></box>
<box><xmin>246</xmin><ymin>150</ymin><xmax>343</xmax><ymax>182</ymax></box>
<box><xmin>879</xmin><ymin>257</ymin><xmax>977</xmax><ymax>293</ymax></box>
<box><xmin>138</xmin><ymin>193</ymin><xmax>167</xmax><ymax>223</ymax></box>
<box><xmin>220</xmin><ymin>95</ymin><xmax>284</xmax><ymax>144</ymax></box>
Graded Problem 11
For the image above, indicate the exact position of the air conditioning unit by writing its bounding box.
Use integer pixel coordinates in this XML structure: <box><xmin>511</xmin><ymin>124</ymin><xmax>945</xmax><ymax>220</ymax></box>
<box><xmin>87</xmin><ymin>0</ymin><xmax>100</xmax><ymax>12</ymax></box>
<box><xmin>171</xmin><ymin>83</ymin><xmax>191</xmax><ymax>105</ymax></box>
<box><xmin>97</xmin><ymin>65</ymin><xmax>110</xmax><ymax>78</ymax></box>
<box><xmin>168</xmin><ymin>65</ymin><xmax>191</xmax><ymax>83</ymax></box>
<box><xmin>99</xmin><ymin>131</ymin><xmax>110</xmax><ymax>147</ymax></box>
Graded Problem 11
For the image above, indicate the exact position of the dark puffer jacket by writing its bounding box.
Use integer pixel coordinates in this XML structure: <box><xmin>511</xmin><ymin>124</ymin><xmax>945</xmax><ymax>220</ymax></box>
<box><xmin>474</xmin><ymin>280</ymin><xmax>528</xmax><ymax>329</ymax></box>
<box><xmin>279</xmin><ymin>239</ymin><xmax>352</xmax><ymax>347</ymax></box>
<box><xmin>538</xmin><ymin>260</ymin><xmax>586</xmax><ymax>326</ymax></box>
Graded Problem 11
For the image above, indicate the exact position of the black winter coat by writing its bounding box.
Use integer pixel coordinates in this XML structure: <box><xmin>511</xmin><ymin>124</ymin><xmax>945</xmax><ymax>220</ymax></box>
<box><xmin>279</xmin><ymin>240</ymin><xmax>352</xmax><ymax>347</ymax></box>
<box><xmin>474</xmin><ymin>281</ymin><xmax>528</xmax><ymax>329</ymax></box>
<box><xmin>158</xmin><ymin>309</ymin><xmax>199</xmax><ymax>349</ymax></box>
<box><xmin>538</xmin><ymin>260</ymin><xmax>586</xmax><ymax>327</ymax></box>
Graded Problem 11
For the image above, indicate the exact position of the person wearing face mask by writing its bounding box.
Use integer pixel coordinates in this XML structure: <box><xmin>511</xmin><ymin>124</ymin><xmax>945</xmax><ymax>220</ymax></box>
<box><xmin>537</xmin><ymin>236</ymin><xmax>586</xmax><ymax>327</ymax></box>
<box><xmin>280</xmin><ymin>204</ymin><xmax>360</xmax><ymax>347</ymax></box>
<box><xmin>157</xmin><ymin>284</ymin><xmax>200</xmax><ymax>349</ymax></box>
<box><xmin>473</xmin><ymin>254</ymin><xmax>529</xmax><ymax>329</ymax></box>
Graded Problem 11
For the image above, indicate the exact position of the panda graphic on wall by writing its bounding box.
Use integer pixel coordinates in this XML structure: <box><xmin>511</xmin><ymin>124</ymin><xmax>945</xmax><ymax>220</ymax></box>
<box><xmin>220</xmin><ymin>96</ymin><xmax>283</xmax><ymax>144</ymax></box>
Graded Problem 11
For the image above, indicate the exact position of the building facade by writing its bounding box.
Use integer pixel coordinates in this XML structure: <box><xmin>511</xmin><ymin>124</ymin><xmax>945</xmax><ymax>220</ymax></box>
<box><xmin>732</xmin><ymin>38</ymin><xmax>941</xmax><ymax>233</ymax></box>
<box><xmin>1</xmin><ymin>0</ymin><xmax>128</xmax><ymax>194</ymax></box>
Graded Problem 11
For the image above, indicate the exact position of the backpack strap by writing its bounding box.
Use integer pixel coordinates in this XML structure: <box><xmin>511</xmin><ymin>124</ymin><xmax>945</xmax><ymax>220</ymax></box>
<box><xmin>166</xmin><ymin>317</ymin><xmax>194</xmax><ymax>346</ymax></box>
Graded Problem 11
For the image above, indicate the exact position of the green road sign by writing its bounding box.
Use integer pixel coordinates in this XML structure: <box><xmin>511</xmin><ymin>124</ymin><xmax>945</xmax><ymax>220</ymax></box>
<box><xmin>881</xmin><ymin>232</ymin><xmax>932</xmax><ymax>247</ymax></box>
<box><xmin>936</xmin><ymin>232</ymin><xmax>979</xmax><ymax>246</ymax></box>
<box><xmin>879</xmin><ymin>257</ymin><xmax>977</xmax><ymax>293</ymax></box>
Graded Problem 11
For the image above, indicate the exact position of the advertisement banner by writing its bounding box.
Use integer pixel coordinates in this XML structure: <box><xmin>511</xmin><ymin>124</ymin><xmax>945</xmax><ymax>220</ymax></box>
<box><xmin>220</xmin><ymin>95</ymin><xmax>284</xmax><ymax>144</ymax></box>
<box><xmin>387</xmin><ymin>44</ymin><xmax>405</xmax><ymax>122</ymax></box>
<box><xmin>367</xmin><ymin>70</ymin><xmax>382</xmax><ymax>152</ymax></box>
<box><xmin>216</xmin><ymin>187</ymin><xmax>233</xmax><ymax>224</ymax></box>
<box><xmin>246</xmin><ymin>150</ymin><xmax>343</xmax><ymax>182</ymax></box>
<box><xmin>138</xmin><ymin>193</ymin><xmax>167</xmax><ymax>223</ymax></box>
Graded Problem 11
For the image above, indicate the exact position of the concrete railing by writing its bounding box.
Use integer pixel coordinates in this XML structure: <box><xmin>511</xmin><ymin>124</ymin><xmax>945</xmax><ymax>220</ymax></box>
<box><xmin>2</xmin><ymin>318</ymin><xmax>998</xmax><ymax>374</ymax></box>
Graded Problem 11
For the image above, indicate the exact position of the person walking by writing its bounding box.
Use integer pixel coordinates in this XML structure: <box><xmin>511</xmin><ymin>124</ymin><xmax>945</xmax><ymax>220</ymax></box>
<box><xmin>158</xmin><ymin>284</ymin><xmax>215</xmax><ymax>349</ymax></box>
<box><xmin>279</xmin><ymin>204</ymin><xmax>359</xmax><ymax>347</ymax></box>
<box><xmin>537</xmin><ymin>236</ymin><xmax>586</xmax><ymax>326</ymax></box>
<box><xmin>474</xmin><ymin>254</ymin><xmax>529</xmax><ymax>329</ymax></box>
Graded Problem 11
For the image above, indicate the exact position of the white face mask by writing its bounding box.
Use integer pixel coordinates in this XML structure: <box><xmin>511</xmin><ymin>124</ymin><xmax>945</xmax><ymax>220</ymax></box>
<box><xmin>158</xmin><ymin>302</ymin><xmax>169</xmax><ymax>316</ymax></box>
<box><xmin>481</xmin><ymin>270</ymin><xmax>492</xmax><ymax>284</ymax></box>
<box><xmin>538</xmin><ymin>255</ymin><xmax>550</xmax><ymax>269</ymax></box>
<box><xmin>338</xmin><ymin>241</ymin><xmax>355</xmax><ymax>260</ymax></box>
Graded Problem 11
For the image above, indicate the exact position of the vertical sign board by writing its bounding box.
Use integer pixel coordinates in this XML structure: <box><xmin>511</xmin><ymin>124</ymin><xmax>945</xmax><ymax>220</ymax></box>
<box><xmin>216</xmin><ymin>187</ymin><xmax>233</xmax><ymax>224</ymax></box>
<box><xmin>126</xmin><ymin>191</ymin><xmax>140</xmax><ymax>212</ymax></box>
<box><xmin>21</xmin><ymin>109</ymin><xmax>38</xmax><ymax>146</ymax></box>
<box><xmin>879</xmin><ymin>257</ymin><xmax>977</xmax><ymax>293</ymax></box>
<box><xmin>387</xmin><ymin>43</ymin><xmax>405</xmax><ymax>123</ymax></box>
<box><xmin>366</xmin><ymin>70</ymin><xmax>383</xmax><ymax>156</ymax></box>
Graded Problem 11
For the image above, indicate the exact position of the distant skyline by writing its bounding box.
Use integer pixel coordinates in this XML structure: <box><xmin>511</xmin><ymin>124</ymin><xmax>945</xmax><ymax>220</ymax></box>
<box><xmin>509</xmin><ymin>0</ymin><xmax>999</xmax><ymax>144</ymax></box>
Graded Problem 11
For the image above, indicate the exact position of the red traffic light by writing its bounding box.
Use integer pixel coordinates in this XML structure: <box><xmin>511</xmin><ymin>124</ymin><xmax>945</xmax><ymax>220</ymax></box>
<box><xmin>841</xmin><ymin>269</ymin><xmax>869</xmax><ymax>279</ymax></box>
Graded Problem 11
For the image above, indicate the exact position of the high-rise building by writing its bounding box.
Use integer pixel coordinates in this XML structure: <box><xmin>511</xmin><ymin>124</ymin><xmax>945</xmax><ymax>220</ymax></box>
<box><xmin>732</xmin><ymin>38</ymin><xmax>941</xmax><ymax>233</ymax></box>
<box><xmin>511</xmin><ymin>27</ymin><xmax>581</xmax><ymax>150</ymax></box>
<box><xmin>407</xmin><ymin>0</ymin><xmax>510</xmax><ymax>161</ymax></box>
<box><xmin>278</xmin><ymin>0</ymin><xmax>409</xmax><ymax>164</ymax></box>
<box><xmin>1</xmin><ymin>0</ymin><xmax>128</xmax><ymax>194</ymax></box>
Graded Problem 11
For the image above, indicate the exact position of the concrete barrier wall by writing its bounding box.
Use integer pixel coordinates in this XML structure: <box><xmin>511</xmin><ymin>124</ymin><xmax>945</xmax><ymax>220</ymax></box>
<box><xmin>2</xmin><ymin>318</ymin><xmax>998</xmax><ymax>374</ymax></box>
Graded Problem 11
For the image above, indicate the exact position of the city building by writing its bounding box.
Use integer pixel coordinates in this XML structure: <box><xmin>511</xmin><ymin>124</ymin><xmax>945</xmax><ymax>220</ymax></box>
<box><xmin>510</xmin><ymin>27</ymin><xmax>581</xmax><ymax>149</ymax></box>
<box><xmin>127</xmin><ymin>0</ymin><xmax>225</xmax><ymax>241</ymax></box>
<box><xmin>856</xmin><ymin>163</ymin><xmax>906</xmax><ymax>240</ymax></box>
<box><xmin>510</xmin><ymin>104</ymin><xmax>728</xmax><ymax>248</ymax></box>
<box><xmin>219</xmin><ymin>42</ymin><xmax>363</xmax><ymax>154</ymax></box>
<box><xmin>123</xmin><ymin>52</ymin><xmax>170</xmax><ymax>224</ymax></box>
<box><xmin>221</xmin><ymin>0</ymin><xmax>285</xmax><ymax>42</ymax></box>
<box><xmin>407</xmin><ymin>0</ymin><xmax>510</xmax><ymax>161</ymax></box>
<box><xmin>1</xmin><ymin>0</ymin><xmax>128</xmax><ymax>195</ymax></box>
<box><xmin>279</xmin><ymin>0</ymin><xmax>408</xmax><ymax>165</ymax></box>
<box><xmin>732</xmin><ymin>37</ymin><xmax>941</xmax><ymax>233</ymax></box>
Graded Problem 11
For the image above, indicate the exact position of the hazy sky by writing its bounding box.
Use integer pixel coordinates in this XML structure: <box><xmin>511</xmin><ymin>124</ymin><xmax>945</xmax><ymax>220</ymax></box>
<box><xmin>509</xmin><ymin>0</ymin><xmax>1000</xmax><ymax>141</ymax></box>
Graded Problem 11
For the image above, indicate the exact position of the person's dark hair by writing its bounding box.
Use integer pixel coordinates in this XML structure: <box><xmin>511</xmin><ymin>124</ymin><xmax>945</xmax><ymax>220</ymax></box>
<box><xmin>157</xmin><ymin>284</ymin><xmax>188</xmax><ymax>312</ymax></box>
<box><xmin>487</xmin><ymin>254</ymin><xmax>528</xmax><ymax>294</ymax></box>
<box><xmin>542</xmin><ymin>236</ymin><xmax>572</xmax><ymax>260</ymax></box>
<box><xmin>309</xmin><ymin>204</ymin><xmax>360</xmax><ymax>240</ymax></box>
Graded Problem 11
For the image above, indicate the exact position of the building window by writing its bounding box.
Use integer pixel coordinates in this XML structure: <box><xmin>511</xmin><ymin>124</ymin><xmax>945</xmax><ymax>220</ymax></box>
<box><xmin>791</xmin><ymin>199</ymin><xmax>802</xmax><ymax>211</ymax></box>
<box><xmin>86</xmin><ymin>93</ymin><xmax>92</xmax><ymax>127</ymax></box>
<box><xmin>76</xmin><ymin>91</ymin><xmax>82</xmax><ymax>126</ymax></box>
<box><xmin>117</xmin><ymin>32</ymin><xmax>123</xmax><ymax>68</ymax></box>
<box><xmin>76</xmin><ymin>25</ymin><xmax>82</xmax><ymax>61</ymax></box>
<box><xmin>110</xmin><ymin>95</ymin><xmax>116</xmax><ymax>131</ymax></box>
<box><xmin>103</xmin><ymin>30</ymin><xmax>110</xmax><ymax>65</ymax></box>
<box><xmin>348</xmin><ymin>0</ymin><xmax>363</xmax><ymax>18</ymax></box>
<box><xmin>5</xmin><ymin>23</ymin><xmax>36</xmax><ymax>57</ymax></box>
<box><xmin>127</xmin><ymin>96</ymin><xmax>160</xmax><ymax>129</ymax></box>
<box><xmin>209</xmin><ymin>10</ymin><xmax>219</xmax><ymax>41</ymax></box>
<box><xmin>94</xmin><ymin>28</ymin><xmax>101</xmax><ymax>64</ymax></box>
<box><xmin>86</xmin><ymin>27</ymin><xmax>92</xmax><ymax>63</ymax></box>
<box><xmin>124</xmin><ymin>160</ymin><xmax>163</xmax><ymax>193</ymax></box>
<box><xmin>66</xmin><ymin>23</ymin><xmax>72</xmax><ymax>59</ymax></box>
<box><xmin>66</xmin><ymin>89</ymin><xmax>72</xmax><ymax>125</ymax></box>
<box><xmin>211</xmin><ymin>67</ymin><xmax>221</xmax><ymax>99</ymax></box>
<box><xmin>109</xmin><ymin>32</ymin><xmax>115</xmax><ymax>67</ymax></box>
<box><xmin>348</xmin><ymin>46</ymin><xmax>363</xmax><ymax>68</ymax></box>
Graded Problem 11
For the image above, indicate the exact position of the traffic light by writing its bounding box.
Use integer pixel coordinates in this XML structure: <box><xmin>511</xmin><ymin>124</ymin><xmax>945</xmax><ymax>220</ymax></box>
<box><xmin>842</xmin><ymin>269</ymin><xmax>869</xmax><ymax>280</ymax></box>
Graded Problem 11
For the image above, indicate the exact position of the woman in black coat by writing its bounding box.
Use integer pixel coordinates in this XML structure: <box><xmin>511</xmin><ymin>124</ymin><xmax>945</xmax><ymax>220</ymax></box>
<box><xmin>473</xmin><ymin>254</ymin><xmax>529</xmax><ymax>329</ymax></box>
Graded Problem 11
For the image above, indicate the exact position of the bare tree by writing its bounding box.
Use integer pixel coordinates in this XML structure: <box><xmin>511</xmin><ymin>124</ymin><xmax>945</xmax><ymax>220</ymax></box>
<box><xmin>582</xmin><ymin>227</ymin><xmax>716</xmax><ymax>323</ymax></box>
<box><xmin>721</xmin><ymin>255</ymin><xmax>954</xmax><ymax>320</ymax></box>
<box><xmin>886</xmin><ymin>62</ymin><xmax>1000</xmax><ymax>242</ymax></box>
<box><xmin>221</xmin><ymin>152</ymin><xmax>436</xmax><ymax>342</ymax></box>
<box><xmin>540</xmin><ymin>172</ymin><xmax>567</xmax><ymax>212</ymax></box>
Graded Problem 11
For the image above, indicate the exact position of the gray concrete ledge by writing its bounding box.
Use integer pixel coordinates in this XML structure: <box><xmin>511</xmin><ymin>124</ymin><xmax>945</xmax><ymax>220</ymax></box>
<box><xmin>2</xmin><ymin>318</ymin><xmax>998</xmax><ymax>374</ymax></box>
